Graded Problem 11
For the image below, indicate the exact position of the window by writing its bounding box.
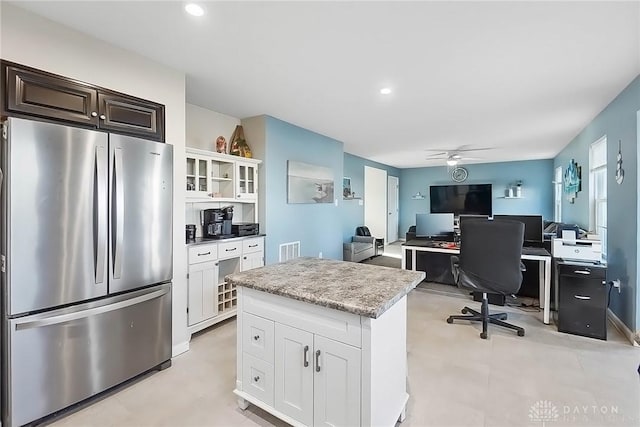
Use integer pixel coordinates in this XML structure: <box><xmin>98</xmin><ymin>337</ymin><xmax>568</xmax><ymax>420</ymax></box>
<box><xmin>554</xmin><ymin>166</ymin><xmax>562</xmax><ymax>222</ymax></box>
<box><xmin>589</xmin><ymin>136</ymin><xmax>607</xmax><ymax>258</ymax></box>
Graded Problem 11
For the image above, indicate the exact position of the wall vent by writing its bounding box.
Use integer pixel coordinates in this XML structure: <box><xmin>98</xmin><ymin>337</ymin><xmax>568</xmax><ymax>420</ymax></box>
<box><xmin>279</xmin><ymin>241</ymin><xmax>300</xmax><ymax>262</ymax></box>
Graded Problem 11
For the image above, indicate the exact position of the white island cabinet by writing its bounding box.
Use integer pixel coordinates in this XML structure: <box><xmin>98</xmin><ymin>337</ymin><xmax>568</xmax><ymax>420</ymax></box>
<box><xmin>227</xmin><ymin>257</ymin><xmax>425</xmax><ymax>427</ymax></box>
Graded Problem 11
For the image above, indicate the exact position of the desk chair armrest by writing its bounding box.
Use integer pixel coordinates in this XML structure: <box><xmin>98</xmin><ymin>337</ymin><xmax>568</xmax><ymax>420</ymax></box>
<box><xmin>520</xmin><ymin>261</ymin><xmax>526</xmax><ymax>272</ymax></box>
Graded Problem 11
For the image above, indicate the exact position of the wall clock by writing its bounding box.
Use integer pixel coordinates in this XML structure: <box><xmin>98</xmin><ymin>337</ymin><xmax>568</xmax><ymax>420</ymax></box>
<box><xmin>451</xmin><ymin>167</ymin><xmax>468</xmax><ymax>182</ymax></box>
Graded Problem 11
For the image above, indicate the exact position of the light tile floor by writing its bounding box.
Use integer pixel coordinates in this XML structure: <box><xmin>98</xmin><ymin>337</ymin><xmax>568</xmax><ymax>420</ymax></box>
<box><xmin>50</xmin><ymin>288</ymin><xmax>640</xmax><ymax>427</ymax></box>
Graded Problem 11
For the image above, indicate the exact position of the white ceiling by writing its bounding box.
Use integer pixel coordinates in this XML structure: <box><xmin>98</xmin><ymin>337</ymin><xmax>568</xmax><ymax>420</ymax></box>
<box><xmin>11</xmin><ymin>1</ymin><xmax>640</xmax><ymax>168</ymax></box>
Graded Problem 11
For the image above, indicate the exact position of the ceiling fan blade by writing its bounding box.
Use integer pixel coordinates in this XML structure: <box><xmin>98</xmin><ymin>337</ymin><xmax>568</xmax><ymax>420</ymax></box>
<box><xmin>425</xmin><ymin>153</ymin><xmax>448</xmax><ymax>158</ymax></box>
<box><xmin>454</xmin><ymin>147</ymin><xmax>495</xmax><ymax>152</ymax></box>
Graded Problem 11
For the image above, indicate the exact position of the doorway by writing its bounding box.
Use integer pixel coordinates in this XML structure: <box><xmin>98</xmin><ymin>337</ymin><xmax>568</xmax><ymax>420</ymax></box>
<box><xmin>364</xmin><ymin>166</ymin><xmax>387</xmax><ymax>244</ymax></box>
<box><xmin>387</xmin><ymin>176</ymin><xmax>399</xmax><ymax>243</ymax></box>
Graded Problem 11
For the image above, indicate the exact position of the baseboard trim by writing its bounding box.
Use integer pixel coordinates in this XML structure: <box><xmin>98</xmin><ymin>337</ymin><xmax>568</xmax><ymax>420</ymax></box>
<box><xmin>607</xmin><ymin>308</ymin><xmax>640</xmax><ymax>347</ymax></box>
<box><xmin>172</xmin><ymin>341</ymin><xmax>190</xmax><ymax>357</ymax></box>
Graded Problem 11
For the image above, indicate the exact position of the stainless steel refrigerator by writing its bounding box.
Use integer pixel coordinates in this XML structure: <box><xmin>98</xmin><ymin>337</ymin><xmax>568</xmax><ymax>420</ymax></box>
<box><xmin>0</xmin><ymin>117</ymin><xmax>173</xmax><ymax>426</ymax></box>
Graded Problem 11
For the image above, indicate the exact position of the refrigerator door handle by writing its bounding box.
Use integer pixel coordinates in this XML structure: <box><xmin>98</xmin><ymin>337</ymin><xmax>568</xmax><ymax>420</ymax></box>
<box><xmin>95</xmin><ymin>145</ymin><xmax>107</xmax><ymax>284</ymax></box>
<box><xmin>113</xmin><ymin>147</ymin><xmax>125</xmax><ymax>279</ymax></box>
<box><xmin>14</xmin><ymin>287</ymin><xmax>169</xmax><ymax>331</ymax></box>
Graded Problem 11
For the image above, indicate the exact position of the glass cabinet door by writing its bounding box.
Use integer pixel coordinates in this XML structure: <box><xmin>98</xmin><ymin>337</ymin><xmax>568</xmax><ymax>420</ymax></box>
<box><xmin>236</xmin><ymin>162</ymin><xmax>257</xmax><ymax>200</ymax></box>
<box><xmin>186</xmin><ymin>155</ymin><xmax>210</xmax><ymax>198</ymax></box>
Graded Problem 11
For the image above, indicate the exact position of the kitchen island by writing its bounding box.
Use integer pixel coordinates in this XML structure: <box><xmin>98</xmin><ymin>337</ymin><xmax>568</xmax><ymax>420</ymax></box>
<box><xmin>226</xmin><ymin>257</ymin><xmax>425</xmax><ymax>427</ymax></box>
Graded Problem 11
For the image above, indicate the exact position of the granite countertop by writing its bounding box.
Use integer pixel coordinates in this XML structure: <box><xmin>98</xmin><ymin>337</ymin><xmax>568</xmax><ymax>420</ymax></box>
<box><xmin>186</xmin><ymin>234</ymin><xmax>266</xmax><ymax>246</ymax></box>
<box><xmin>225</xmin><ymin>257</ymin><xmax>425</xmax><ymax>318</ymax></box>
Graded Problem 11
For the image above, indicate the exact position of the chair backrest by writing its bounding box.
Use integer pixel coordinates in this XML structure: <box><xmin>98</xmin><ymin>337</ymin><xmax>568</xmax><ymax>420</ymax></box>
<box><xmin>356</xmin><ymin>226</ymin><xmax>371</xmax><ymax>236</ymax></box>
<box><xmin>458</xmin><ymin>218</ymin><xmax>525</xmax><ymax>295</ymax></box>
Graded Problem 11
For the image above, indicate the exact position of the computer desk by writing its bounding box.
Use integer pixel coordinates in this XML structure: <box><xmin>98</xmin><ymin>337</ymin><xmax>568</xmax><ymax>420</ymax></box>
<box><xmin>402</xmin><ymin>240</ymin><xmax>553</xmax><ymax>324</ymax></box>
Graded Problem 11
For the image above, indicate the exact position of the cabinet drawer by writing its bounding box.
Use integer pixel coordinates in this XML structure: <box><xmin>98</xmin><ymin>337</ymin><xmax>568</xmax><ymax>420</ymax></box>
<box><xmin>242</xmin><ymin>353</ymin><xmax>274</xmax><ymax>406</ymax></box>
<box><xmin>558</xmin><ymin>275</ymin><xmax>607</xmax><ymax>340</ymax></box>
<box><xmin>188</xmin><ymin>244</ymin><xmax>218</xmax><ymax>264</ymax></box>
<box><xmin>242</xmin><ymin>287</ymin><xmax>362</xmax><ymax>348</ymax></box>
<box><xmin>218</xmin><ymin>241</ymin><xmax>242</xmax><ymax>259</ymax></box>
<box><xmin>243</xmin><ymin>313</ymin><xmax>274</xmax><ymax>364</ymax></box>
<box><xmin>243</xmin><ymin>238</ymin><xmax>264</xmax><ymax>254</ymax></box>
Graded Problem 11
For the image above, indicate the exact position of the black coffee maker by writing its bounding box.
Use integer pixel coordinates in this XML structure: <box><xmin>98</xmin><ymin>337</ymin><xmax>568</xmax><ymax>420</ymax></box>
<box><xmin>201</xmin><ymin>207</ymin><xmax>233</xmax><ymax>238</ymax></box>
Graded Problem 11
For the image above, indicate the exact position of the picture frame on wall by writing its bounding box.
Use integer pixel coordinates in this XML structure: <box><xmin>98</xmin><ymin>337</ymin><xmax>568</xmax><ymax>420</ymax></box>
<box><xmin>287</xmin><ymin>160</ymin><xmax>335</xmax><ymax>204</ymax></box>
<box><xmin>343</xmin><ymin>177</ymin><xmax>352</xmax><ymax>199</ymax></box>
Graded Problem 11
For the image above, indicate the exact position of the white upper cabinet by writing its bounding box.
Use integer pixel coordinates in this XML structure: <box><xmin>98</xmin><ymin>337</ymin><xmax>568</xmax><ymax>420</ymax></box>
<box><xmin>186</xmin><ymin>148</ymin><xmax>261</xmax><ymax>203</ymax></box>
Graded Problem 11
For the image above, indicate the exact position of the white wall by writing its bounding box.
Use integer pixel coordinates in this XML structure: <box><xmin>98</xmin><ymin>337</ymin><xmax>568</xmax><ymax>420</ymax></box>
<box><xmin>186</xmin><ymin>103</ymin><xmax>240</xmax><ymax>151</ymax></box>
<box><xmin>1</xmin><ymin>4</ymin><xmax>190</xmax><ymax>356</ymax></box>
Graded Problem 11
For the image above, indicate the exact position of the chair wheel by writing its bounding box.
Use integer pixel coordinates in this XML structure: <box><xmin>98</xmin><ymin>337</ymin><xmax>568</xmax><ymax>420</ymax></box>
<box><xmin>461</xmin><ymin>308</ymin><xmax>468</xmax><ymax>314</ymax></box>
<box><xmin>517</xmin><ymin>330</ymin><xmax>525</xmax><ymax>337</ymax></box>
<box><xmin>480</xmin><ymin>332</ymin><xmax>487</xmax><ymax>339</ymax></box>
<box><xmin>446</xmin><ymin>317</ymin><xmax>453</xmax><ymax>324</ymax></box>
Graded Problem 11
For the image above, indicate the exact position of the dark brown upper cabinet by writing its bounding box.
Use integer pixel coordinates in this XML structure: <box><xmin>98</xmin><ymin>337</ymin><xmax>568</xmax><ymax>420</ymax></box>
<box><xmin>98</xmin><ymin>92</ymin><xmax>164</xmax><ymax>141</ymax></box>
<box><xmin>1</xmin><ymin>61</ymin><xmax>165</xmax><ymax>142</ymax></box>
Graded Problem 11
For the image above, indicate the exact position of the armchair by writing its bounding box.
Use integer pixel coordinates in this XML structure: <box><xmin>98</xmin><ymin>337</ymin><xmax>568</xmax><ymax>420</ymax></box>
<box><xmin>343</xmin><ymin>235</ymin><xmax>376</xmax><ymax>263</ymax></box>
<box><xmin>446</xmin><ymin>218</ymin><xmax>526</xmax><ymax>339</ymax></box>
<box><xmin>344</xmin><ymin>226</ymin><xmax>377</xmax><ymax>262</ymax></box>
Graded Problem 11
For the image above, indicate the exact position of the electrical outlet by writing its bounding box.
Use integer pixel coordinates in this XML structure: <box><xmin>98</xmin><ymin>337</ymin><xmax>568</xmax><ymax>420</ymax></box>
<box><xmin>612</xmin><ymin>279</ymin><xmax>621</xmax><ymax>293</ymax></box>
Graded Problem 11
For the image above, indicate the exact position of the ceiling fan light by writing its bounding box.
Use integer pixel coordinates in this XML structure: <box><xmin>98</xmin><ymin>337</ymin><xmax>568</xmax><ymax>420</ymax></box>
<box><xmin>446</xmin><ymin>159</ymin><xmax>458</xmax><ymax>166</ymax></box>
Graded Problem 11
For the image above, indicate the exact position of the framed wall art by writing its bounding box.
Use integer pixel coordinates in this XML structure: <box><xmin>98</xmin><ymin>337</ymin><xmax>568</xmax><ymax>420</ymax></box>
<box><xmin>287</xmin><ymin>161</ymin><xmax>334</xmax><ymax>204</ymax></box>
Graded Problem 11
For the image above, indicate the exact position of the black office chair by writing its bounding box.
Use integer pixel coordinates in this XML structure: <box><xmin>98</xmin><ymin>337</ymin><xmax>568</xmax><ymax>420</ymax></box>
<box><xmin>446</xmin><ymin>219</ymin><xmax>526</xmax><ymax>339</ymax></box>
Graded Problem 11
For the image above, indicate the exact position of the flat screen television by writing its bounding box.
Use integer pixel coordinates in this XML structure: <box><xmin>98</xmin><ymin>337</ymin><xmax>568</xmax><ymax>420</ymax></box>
<box><xmin>430</xmin><ymin>184</ymin><xmax>492</xmax><ymax>216</ymax></box>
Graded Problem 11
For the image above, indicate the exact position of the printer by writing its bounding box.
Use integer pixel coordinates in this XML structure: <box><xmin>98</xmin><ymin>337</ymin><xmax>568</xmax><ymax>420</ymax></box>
<box><xmin>552</xmin><ymin>237</ymin><xmax>602</xmax><ymax>262</ymax></box>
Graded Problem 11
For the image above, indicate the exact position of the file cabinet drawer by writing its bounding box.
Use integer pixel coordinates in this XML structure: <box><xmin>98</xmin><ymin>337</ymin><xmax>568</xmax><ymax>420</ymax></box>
<box><xmin>188</xmin><ymin>244</ymin><xmax>218</xmax><ymax>264</ymax></box>
<box><xmin>243</xmin><ymin>313</ymin><xmax>274</xmax><ymax>364</ymax></box>
<box><xmin>218</xmin><ymin>241</ymin><xmax>242</xmax><ymax>260</ymax></box>
<box><xmin>242</xmin><ymin>353</ymin><xmax>274</xmax><ymax>406</ymax></box>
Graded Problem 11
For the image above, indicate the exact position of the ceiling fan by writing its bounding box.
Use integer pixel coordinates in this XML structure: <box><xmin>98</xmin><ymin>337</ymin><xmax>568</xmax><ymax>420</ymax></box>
<box><xmin>424</xmin><ymin>146</ymin><xmax>494</xmax><ymax>166</ymax></box>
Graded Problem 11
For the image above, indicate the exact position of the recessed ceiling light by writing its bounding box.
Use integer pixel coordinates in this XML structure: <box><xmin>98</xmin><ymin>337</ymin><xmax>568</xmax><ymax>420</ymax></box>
<box><xmin>185</xmin><ymin>3</ymin><xmax>205</xmax><ymax>17</ymax></box>
<box><xmin>380</xmin><ymin>87</ymin><xmax>392</xmax><ymax>95</ymax></box>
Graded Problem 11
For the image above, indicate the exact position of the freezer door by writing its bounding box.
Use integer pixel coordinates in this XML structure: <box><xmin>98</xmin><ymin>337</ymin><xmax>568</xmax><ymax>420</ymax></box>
<box><xmin>5</xmin><ymin>118</ymin><xmax>109</xmax><ymax>315</ymax></box>
<box><xmin>109</xmin><ymin>134</ymin><xmax>173</xmax><ymax>293</ymax></box>
<box><xmin>5</xmin><ymin>283</ymin><xmax>171</xmax><ymax>427</ymax></box>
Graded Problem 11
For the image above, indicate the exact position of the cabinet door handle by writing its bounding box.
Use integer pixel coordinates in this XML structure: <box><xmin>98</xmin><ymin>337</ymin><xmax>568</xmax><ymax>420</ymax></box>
<box><xmin>573</xmin><ymin>270</ymin><xmax>591</xmax><ymax>275</ymax></box>
<box><xmin>253</xmin><ymin>335</ymin><xmax>260</xmax><ymax>341</ymax></box>
<box><xmin>315</xmin><ymin>350</ymin><xmax>321</xmax><ymax>372</ymax></box>
<box><xmin>226</xmin><ymin>248</ymin><xmax>237</xmax><ymax>252</ymax></box>
<box><xmin>99</xmin><ymin>114</ymin><xmax>106</xmax><ymax>120</ymax></box>
<box><xmin>253</xmin><ymin>376</ymin><xmax>260</xmax><ymax>382</ymax></box>
<box><xmin>91</xmin><ymin>111</ymin><xmax>98</xmax><ymax>117</ymax></box>
<box><xmin>303</xmin><ymin>345</ymin><xmax>309</xmax><ymax>367</ymax></box>
<box><xmin>249</xmin><ymin>244</ymin><xmax>258</xmax><ymax>248</ymax></box>
<box><xmin>198</xmin><ymin>251</ymin><xmax>211</xmax><ymax>256</ymax></box>
<box><xmin>574</xmin><ymin>295</ymin><xmax>591</xmax><ymax>300</ymax></box>
<box><xmin>243</xmin><ymin>256</ymin><xmax>247</xmax><ymax>260</ymax></box>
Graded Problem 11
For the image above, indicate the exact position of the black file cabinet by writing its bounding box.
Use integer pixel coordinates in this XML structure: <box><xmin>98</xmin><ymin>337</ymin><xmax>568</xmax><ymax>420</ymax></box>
<box><xmin>555</xmin><ymin>260</ymin><xmax>608</xmax><ymax>340</ymax></box>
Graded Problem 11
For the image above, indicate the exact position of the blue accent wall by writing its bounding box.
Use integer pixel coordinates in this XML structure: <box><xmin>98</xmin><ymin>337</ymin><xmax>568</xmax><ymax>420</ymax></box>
<box><xmin>398</xmin><ymin>159</ymin><xmax>554</xmax><ymax>236</ymax></box>
<box><xmin>342</xmin><ymin>153</ymin><xmax>401</xmax><ymax>242</ymax></box>
<box><xmin>263</xmin><ymin>116</ymin><xmax>344</xmax><ymax>264</ymax></box>
<box><xmin>554</xmin><ymin>75</ymin><xmax>640</xmax><ymax>332</ymax></box>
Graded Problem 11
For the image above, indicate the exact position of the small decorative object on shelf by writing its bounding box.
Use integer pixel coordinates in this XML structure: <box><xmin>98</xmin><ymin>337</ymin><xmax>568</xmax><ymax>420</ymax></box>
<box><xmin>215</xmin><ymin>135</ymin><xmax>227</xmax><ymax>153</ymax></box>
<box><xmin>411</xmin><ymin>192</ymin><xmax>426</xmax><ymax>200</ymax></box>
<box><xmin>229</xmin><ymin>125</ymin><xmax>252</xmax><ymax>158</ymax></box>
